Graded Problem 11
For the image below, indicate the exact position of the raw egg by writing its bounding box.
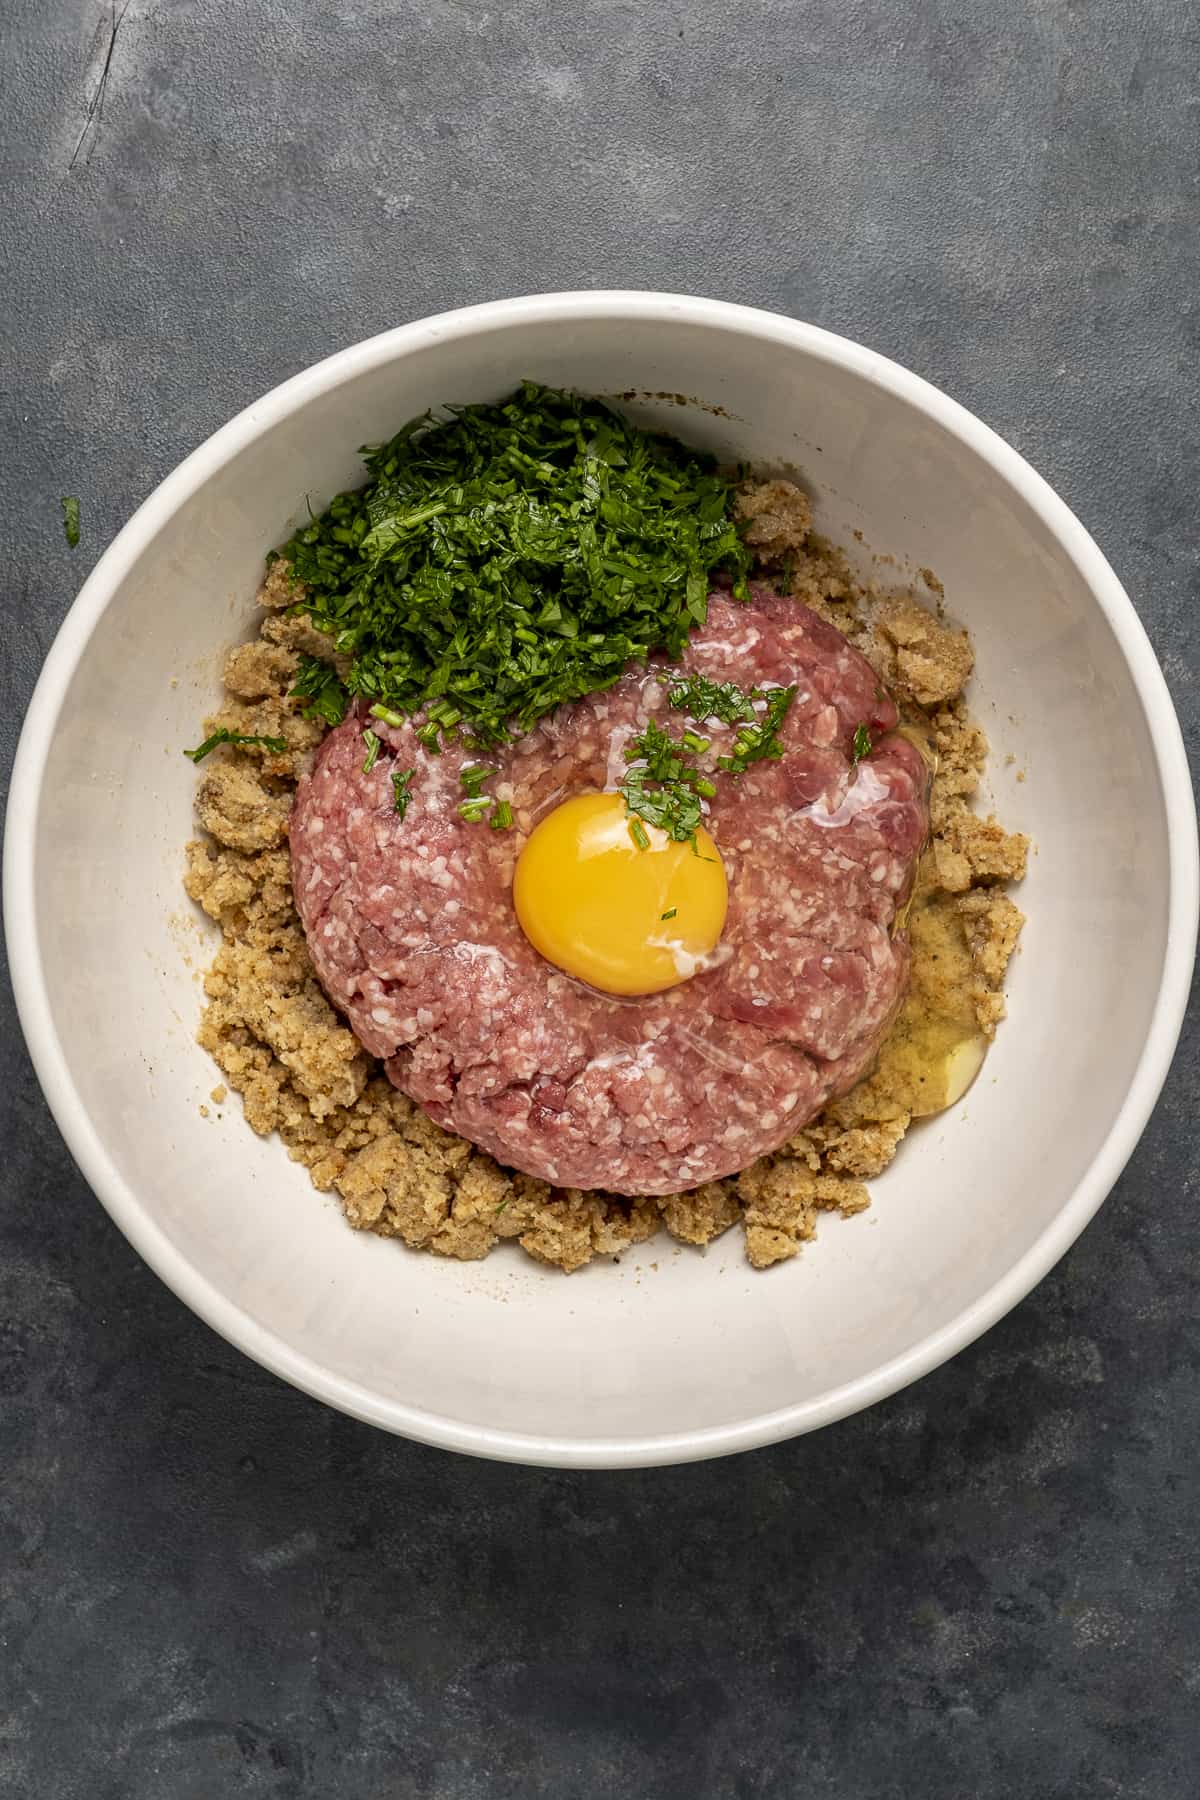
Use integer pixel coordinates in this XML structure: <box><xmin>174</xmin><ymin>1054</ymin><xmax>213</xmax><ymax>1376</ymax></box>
<box><xmin>512</xmin><ymin>791</ymin><xmax>728</xmax><ymax>996</ymax></box>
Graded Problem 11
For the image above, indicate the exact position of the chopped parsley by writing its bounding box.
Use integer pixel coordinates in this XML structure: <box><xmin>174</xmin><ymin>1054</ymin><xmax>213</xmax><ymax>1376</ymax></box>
<box><xmin>361</xmin><ymin>728</ymin><xmax>382</xmax><ymax>774</ymax></box>
<box><xmin>664</xmin><ymin>673</ymin><xmax>758</xmax><ymax>726</ymax></box>
<box><xmin>292</xmin><ymin>655</ymin><xmax>347</xmax><ymax>725</ymax></box>
<box><xmin>621</xmin><ymin>718</ymin><xmax>708</xmax><ymax>844</ymax></box>
<box><xmin>717</xmin><ymin>684</ymin><xmax>797</xmax><ymax>774</ymax></box>
<box><xmin>628</xmin><ymin>816</ymin><xmax>650</xmax><ymax>851</ymax></box>
<box><xmin>617</xmin><ymin>677</ymin><xmax>799</xmax><ymax>847</ymax></box>
<box><xmin>666</xmin><ymin>672</ymin><xmax>798</xmax><ymax>769</ymax></box>
<box><xmin>60</xmin><ymin>495</ymin><xmax>81</xmax><ymax>548</ymax></box>
<box><xmin>459</xmin><ymin>763</ymin><xmax>495</xmax><ymax>799</ymax></box>
<box><xmin>391</xmin><ymin>766</ymin><xmax>415</xmax><ymax>818</ymax></box>
<box><xmin>660</xmin><ymin>907</ymin><xmax>678</xmax><ymax>921</ymax></box>
<box><xmin>490</xmin><ymin>799</ymin><xmax>514</xmax><ymax>831</ymax></box>
<box><xmin>277</xmin><ymin>382</ymin><xmax>750</xmax><ymax>750</ymax></box>
<box><xmin>851</xmin><ymin>722</ymin><xmax>873</xmax><ymax>765</ymax></box>
<box><xmin>183</xmin><ymin>728</ymin><xmax>288</xmax><ymax>763</ymax></box>
<box><xmin>619</xmin><ymin>717</ymin><xmax>720</xmax><ymax>846</ymax></box>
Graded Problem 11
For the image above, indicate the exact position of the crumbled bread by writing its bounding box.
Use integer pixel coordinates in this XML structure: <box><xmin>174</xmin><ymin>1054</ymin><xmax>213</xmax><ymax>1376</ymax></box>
<box><xmin>257</xmin><ymin>557</ymin><xmax>301</xmax><ymax>610</ymax></box>
<box><xmin>518</xmin><ymin>1189</ymin><xmax>660</xmax><ymax>1274</ymax></box>
<box><xmin>737</xmin><ymin>1158</ymin><xmax>868</xmax><ymax>1270</ymax></box>
<box><xmin>956</xmin><ymin>888</ymin><xmax>1026</xmax><ymax>1035</ymax></box>
<box><xmin>659</xmin><ymin>1181</ymin><xmax>741</xmax><ymax>1246</ymax></box>
<box><xmin>865</xmin><ymin>594</ymin><xmax>974</xmax><ymax>708</ymax></box>
<box><xmin>184</xmin><ymin>840</ymin><xmax>294</xmax><ymax>934</ymax></box>
<box><xmin>199</xmin><ymin>926</ymin><xmax>369</xmax><ymax>1117</ymax></box>
<box><xmin>935</xmin><ymin>809</ymin><xmax>1029</xmax><ymax>888</ymax></box>
<box><xmin>195</xmin><ymin>759</ymin><xmax>291</xmax><ymax>853</ymax></box>
<box><xmin>223</xmin><ymin>638</ymin><xmax>298</xmax><ymax>700</ymax></box>
<box><xmin>736</xmin><ymin>479</ymin><xmax>814</xmax><ymax>557</ymax></box>
<box><xmin>819</xmin><ymin>1117</ymin><xmax>911</xmax><ymax>1179</ymax></box>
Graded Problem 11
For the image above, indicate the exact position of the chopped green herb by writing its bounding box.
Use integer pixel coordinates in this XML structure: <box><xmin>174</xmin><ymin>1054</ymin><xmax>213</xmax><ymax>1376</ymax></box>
<box><xmin>621</xmin><ymin>716</ymin><xmax>710</xmax><ymax>844</ymax></box>
<box><xmin>660</xmin><ymin>907</ymin><xmax>678</xmax><ymax>921</ymax></box>
<box><xmin>681</xmin><ymin>728</ymin><xmax>710</xmax><ymax>755</ymax></box>
<box><xmin>717</xmin><ymin>685</ymin><xmax>797</xmax><ymax>774</ymax></box>
<box><xmin>391</xmin><ymin>766</ymin><xmax>415</xmax><ymax>818</ymax></box>
<box><xmin>459</xmin><ymin>762</ymin><xmax>495</xmax><ymax>799</ymax></box>
<box><xmin>494</xmin><ymin>1199</ymin><xmax>510</xmax><ymax>1216</ymax></box>
<box><xmin>60</xmin><ymin>495</ymin><xmax>81</xmax><ymax>548</ymax></box>
<box><xmin>276</xmin><ymin>382</ymin><xmax>751</xmax><ymax>750</ymax></box>
<box><xmin>183</xmin><ymin>728</ymin><xmax>288</xmax><ymax>763</ymax></box>
<box><xmin>624</xmin><ymin>773</ymin><xmax>704</xmax><ymax>843</ymax></box>
<box><xmin>851</xmin><ymin>722</ymin><xmax>873</xmax><ymax>765</ymax></box>
<box><xmin>489</xmin><ymin>799</ymin><xmax>514</xmax><ymax>830</ymax></box>
<box><xmin>458</xmin><ymin>796</ymin><xmax>490</xmax><ymax>822</ymax></box>
<box><xmin>291</xmin><ymin>655</ymin><xmax>347</xmax><ymax>725</ymax></box>
<box><xmin>361</xmin><ymin>728</ymin><xmax>382</xmax><ymax>774</ymax></box>
<box><xmin>624</xmin><ymin>717</ymin><xmax>689</xmax><ymax>780</ymax></box>
<box><xmin>628</xmin><ymin>817</ymin><xmax>651</xmax><ymax>851</ymax></box>
<box><xmin>665</xmin><ymin>673</ymin><xmax>758</xmax><ymax>726</ymax></box>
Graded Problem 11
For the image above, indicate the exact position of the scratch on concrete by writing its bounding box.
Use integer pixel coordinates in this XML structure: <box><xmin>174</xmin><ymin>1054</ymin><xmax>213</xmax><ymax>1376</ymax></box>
<box><xmin>68</xmin><ymin>0</ymin><xmax>133</xmax><ymax>172</ymax></box>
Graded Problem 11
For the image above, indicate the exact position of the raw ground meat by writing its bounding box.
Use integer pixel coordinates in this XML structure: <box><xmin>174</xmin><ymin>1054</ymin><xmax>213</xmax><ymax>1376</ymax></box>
<box><xmin>187</xmin><ymin>484</ymin><xmax>1028</xmax><ymax>1270</ymax></box>
<box><xmin>289</xmin><ymin>587</ymin><xmax>930</xmax><ymax>1194</ymax></box>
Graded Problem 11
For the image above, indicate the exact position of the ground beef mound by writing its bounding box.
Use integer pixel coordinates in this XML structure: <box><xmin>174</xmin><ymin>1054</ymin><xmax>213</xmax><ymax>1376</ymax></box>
<box><xmin>289</xmin><ymin>588</ymin><xmax>930</xmax><ymax>1195</ymax></box>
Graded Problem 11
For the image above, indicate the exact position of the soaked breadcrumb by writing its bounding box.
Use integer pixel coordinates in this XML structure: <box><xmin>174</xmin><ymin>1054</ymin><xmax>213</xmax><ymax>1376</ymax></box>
<box><xmin>184</xmin><ymin>480</ymin><xmax>1027</xmax><ymax>1273</ymax></box>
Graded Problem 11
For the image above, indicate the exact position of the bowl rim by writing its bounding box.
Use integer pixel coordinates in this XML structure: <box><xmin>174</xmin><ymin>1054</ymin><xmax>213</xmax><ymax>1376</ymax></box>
<box><xmin>6</xmin><ymin>290</ymin><xmax>1197</xmax><ymax>1469</ymax></box>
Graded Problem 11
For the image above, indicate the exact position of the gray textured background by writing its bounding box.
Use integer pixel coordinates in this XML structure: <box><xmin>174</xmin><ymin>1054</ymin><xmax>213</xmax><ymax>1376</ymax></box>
<box><xmin>2</xmin><ymin>2</ymin><xmax>1199</xmax><ymax>1795</ymax></box>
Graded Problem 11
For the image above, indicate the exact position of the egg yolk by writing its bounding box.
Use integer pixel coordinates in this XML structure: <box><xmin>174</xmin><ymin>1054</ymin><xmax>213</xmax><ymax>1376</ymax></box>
<box><xmin>512</xmin><ymin>791</ymin><xmax>728</xmax><ymax>996</ymax></box>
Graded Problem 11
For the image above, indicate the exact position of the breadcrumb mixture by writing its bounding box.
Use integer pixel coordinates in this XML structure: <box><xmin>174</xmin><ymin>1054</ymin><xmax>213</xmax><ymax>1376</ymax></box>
<box><xmin>184</xmin><ymin>484</ymin><xmax>1027</xmax><ymax>1272</ymax></box>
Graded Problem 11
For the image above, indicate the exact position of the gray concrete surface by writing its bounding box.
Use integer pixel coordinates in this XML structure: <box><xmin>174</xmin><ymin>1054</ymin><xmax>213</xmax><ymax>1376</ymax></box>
<box><xmin>2</xmin><ymin>2</ymin><xmax>1198</xmax><ymax>1795</ymax></box>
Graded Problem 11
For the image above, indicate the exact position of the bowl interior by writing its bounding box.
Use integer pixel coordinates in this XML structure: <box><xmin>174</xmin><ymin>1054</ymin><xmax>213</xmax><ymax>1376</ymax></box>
<box><xmin>11</xmin><ymin>302</ymin><xmax>1186</xmax><ymax>1462</ymax></box>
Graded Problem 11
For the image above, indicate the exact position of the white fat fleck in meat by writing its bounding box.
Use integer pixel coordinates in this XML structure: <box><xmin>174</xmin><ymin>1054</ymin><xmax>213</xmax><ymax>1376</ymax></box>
<box><xmin>452</xmin><ymin>941</ymin><xmax>515</xmax><ymax>972</ymax></box>
<box><xmin>647</xmin><ymin>937</ymin><xmax>735</xmax><ymax>981</ymax></box>
<box><xmin>288</xmin><ymin>588</ymin><xmax>929</xmax><ymax>1195</ymax></box>
<box><xmin>603</xmin><ymin>722</ymin><xmax>637</xmax><ymax>791</ymax></box>
<box><xmin>794</xmin><ymin>761</ymin><xmax>892</xmax><ymax>831</ymax></box>
<box><xmin>674</xmin><ymin>1024</ymin><xmax>761</xmax><ymax>1077</ymax></box>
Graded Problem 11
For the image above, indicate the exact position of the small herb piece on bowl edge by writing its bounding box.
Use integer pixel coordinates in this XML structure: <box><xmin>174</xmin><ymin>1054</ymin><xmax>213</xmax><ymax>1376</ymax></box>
<box><xmin>184</xmin><ymin>728</ymin><xmax>288</xmax><ymax>763</ymax></box>
<box><xmin>660</xmin><ymin>907</ymin><xmax>678</xmax><ymax>921</ymax></box>
<box><xmin>391</xmin><ymin>766</ymin><xmax>415</xmax><ymax>818</ymax></box>
<box><xmin>851</xmin><ymin>722</ymin><xmax>873</xmax><ymax>765</ymax></box>
<box><xmin>276</xmin><ymin>382</ymin><xmax>752</xmax><ymax>751</ymax></box>
<box><xmin>60</xmin><ymin>495</ymin><xmax>81</xmax><ymax>548</ymax></box>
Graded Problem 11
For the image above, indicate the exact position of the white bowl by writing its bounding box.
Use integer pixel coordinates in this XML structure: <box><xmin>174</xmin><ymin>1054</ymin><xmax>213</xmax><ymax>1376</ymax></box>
<box><xmin>6</xmin><ymin>293</ymin><xmax>1196</xmax><ymax>1468</ymax></box>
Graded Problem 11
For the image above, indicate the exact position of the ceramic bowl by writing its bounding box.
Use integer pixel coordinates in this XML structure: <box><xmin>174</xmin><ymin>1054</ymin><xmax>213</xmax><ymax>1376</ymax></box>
<box><xmin>6</xmin><ymin>293</ymin><xmax>1196</xmax><ymax>1466</ymax></box>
